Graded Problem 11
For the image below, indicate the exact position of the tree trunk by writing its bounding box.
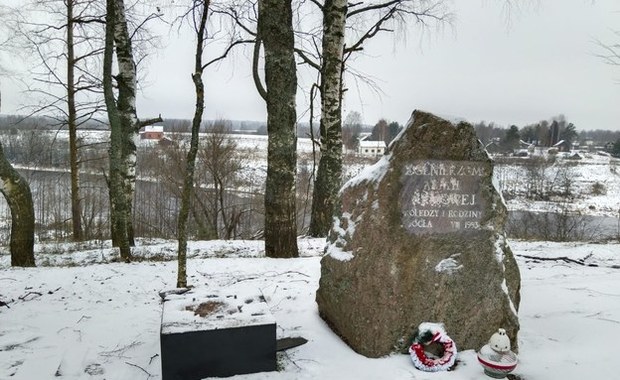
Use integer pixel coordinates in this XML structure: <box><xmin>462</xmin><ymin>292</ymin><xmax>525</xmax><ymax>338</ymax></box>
<box><xmin>67</xmin><ymin>0</ymin><xmax>84</xmax><ymax>241</ymax></box>
<box><xmin>258</xmin><ymin>0</ymin><xmax>299</xmax><ymax>258</ymax></box>
<box><xmin>309</xmin><ymin>0</ymin><xmax>347</xmax><ymax>237</ymax></box>
<box><xmin>213</xmin><ymin>179</ymin><xmax>221</xmax><ymax>239</ymax></box>
<box><xmin>105</xmin><ymin>0</ymin><xmax>162</xmax><ymax>259</ymax></box>
<box><xmin>0</xmin><ymin>143</ymin><xmax>35</xmax><ymax>267</ymax></box>
<box><xmin>112</xmin><ymin>0</ymin><xmax>139</xmax><ymax>248</ymax></box>
<box><xmin>177</xmin><ymin>0</ymin><xmax>210</xmax><ymax>288</ymax></box>
<box><xmin>104</xmin><ymin>0</ymin><xmax>131</xmax><ymax>260</ymax></box>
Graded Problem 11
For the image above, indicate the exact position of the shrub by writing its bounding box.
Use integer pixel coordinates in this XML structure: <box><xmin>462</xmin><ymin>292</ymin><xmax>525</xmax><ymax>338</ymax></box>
<box><xmin>591</xmin><ymin>182</ymin><xmax>607</xmax><ymax>195</ymax></box>
<box><xmin>507</xmin><ymin>206</ymin><xmax>600</xmax><ymax>242</ymax></box>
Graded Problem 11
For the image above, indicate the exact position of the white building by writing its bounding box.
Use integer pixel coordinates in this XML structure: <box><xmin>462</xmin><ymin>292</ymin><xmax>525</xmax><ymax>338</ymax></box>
<box><xmin>358</xmin><ymin>134</ymin><xmax>386</xmax><ymax>156</ymax></box>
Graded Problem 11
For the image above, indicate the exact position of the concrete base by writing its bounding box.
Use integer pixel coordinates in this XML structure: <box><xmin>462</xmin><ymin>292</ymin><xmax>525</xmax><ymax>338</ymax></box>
<box><xmin>160</xmin><ymin>291</ymin><xmax>276</xmax><ymax>379</ymax></box>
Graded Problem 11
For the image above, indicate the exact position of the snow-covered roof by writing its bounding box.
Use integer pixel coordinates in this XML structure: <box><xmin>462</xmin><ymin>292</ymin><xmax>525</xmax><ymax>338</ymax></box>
<box><xmin>143</xmin><ymin>125</ymin><xmax>164</xmax><ymax>133</ymax></box>
<box><xmin>359</xmin><ymin>140</ymin><xmax>385</xmax><ymax>148</ymax></box>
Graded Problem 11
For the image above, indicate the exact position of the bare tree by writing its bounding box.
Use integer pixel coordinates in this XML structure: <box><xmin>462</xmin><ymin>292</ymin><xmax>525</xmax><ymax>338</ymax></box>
<box><xmin>306</xmin><ymin>0</ymin><xmax>450</xmax><ymax>236</ymax></box>
<box><xmin>199</xmin><ymin>121</ymin><xmax>245</xmax><ymax>239</ymax></box>
<box><xmin>342</xmin><ymin>110</ymin><xmax>363</xmax><ymax>150</ymax></box>
<box><xmin>0</xmin><ymin>96</ymin><xmax>35</xmax><ymax>267</ymax></box>
<box><xmin>176</xmin><ymin>0</ymin><xmax>210</xmax><ymax>288</ymax></box>
<box><xmin>0</xmin><ymin>143</ymin><xmax>35</xmax><ymax>266</ymax></box>
<box><xmin>256</xmin><ymin>0</ymin><xmax>300</xmax><ymax>258</ymax></box>
<box><xmin>307</xmin><ymin>0</ymin><xmax>347</xmax><ymax>237</ymax></box>
<box><xmin>190</xmin><ymin>1</ymin><xmax>449</xmax><ymax>240</ymax></box>
<box><xmin>103</xmin><ymin>0</ymin><xmax>161</xmax><ymax>261</ymax></box>
<box><xmin>5</xmin><ymin>0</ymin><xmax>107</xmax><ymax>241</ymax></box>
<box><xmin>173</xmin><ymin>0</ymin><xmax>257</xmax><ymax>284</ymax></box>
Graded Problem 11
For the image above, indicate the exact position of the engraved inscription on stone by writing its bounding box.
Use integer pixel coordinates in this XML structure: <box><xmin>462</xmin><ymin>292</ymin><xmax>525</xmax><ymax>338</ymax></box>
<box><xmin>399</xmin><ymin>160</ymin><xmax>489</xmax><ymax>234</ymax></box>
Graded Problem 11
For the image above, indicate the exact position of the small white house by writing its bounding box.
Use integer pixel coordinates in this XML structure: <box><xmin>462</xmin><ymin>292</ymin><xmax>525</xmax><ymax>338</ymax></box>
<box><xmin>358</xmin><ymin>135</ymin><xmax>386</xmax><ymax>157</ymax></box>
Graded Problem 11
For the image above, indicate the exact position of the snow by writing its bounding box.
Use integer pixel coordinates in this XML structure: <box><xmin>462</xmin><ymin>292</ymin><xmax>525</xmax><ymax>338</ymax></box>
<box><xmin>143</xmin><ymin>126</ymin><xmax>164</xmax><ymax>133</ymax></box>
<box><xmin>35</xmin><ymin>130</ymin><xmax>619</xmax><ymax>223</ymax></box>
<box><xmin>434</xmin><ymin>255</ymin><xmax>463</xmax><ymax>274</ymax></box>
<box><xmin>2</xmin><ymin>128</ymin><xmax>619</xmax><ymax>378</ymax></box>
<box><xmin>324</xmin><ymin>213</ymin><xmax>355</xmax><ymax>262</ymax></box>
<box><xmin>416</xmin><ymin>322</ymin><xmax>449</xmax><ymax>340</ymax></box>
<box><xmin>1</xmin><ymin>238</ymin><xmax>619</xmax><ymax>379</ymax></box>
<box><xmin>340</xmin><ymin>153</ymin><xmax>392</xmax><ymax>193</ymax></box>
<box><xmin>161</xmin><ymin>290</ymin><xmax>275</xmax><ymax>335</ymax></box>
<box><xmin>496</xmin><ymin>153</ymin><xmax>620</xmax><ymax>217</ymax></box>
<box><xmin>325</xmin><ymin>243</ymin><xmax>353</xmax><ymax>262</ymax></box>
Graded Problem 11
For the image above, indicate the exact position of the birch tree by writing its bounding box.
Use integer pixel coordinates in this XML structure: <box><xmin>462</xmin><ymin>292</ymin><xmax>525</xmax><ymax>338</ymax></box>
<box><xmin>307</xmin><ymin>0</ymin><xmax>450</xmax><ymax>236</ymax></box>
<box><xmin>307</xmin><ymin>0</ymin><xmax>347</xmax><ymax>237</ymax></box>
<box><xmin>257</xmin><ymin>0</ymin><xmax>299</xmax><ymax>258</ymax></box>
<box><xmin>195</xmin><ymin>0</ymin><xmax>449</xmax><ymax>242</ymax></box>
<box><xmin>104</xmin><ymin>0</ymin><xmax>161</xmax><ymax>260</ymax></box>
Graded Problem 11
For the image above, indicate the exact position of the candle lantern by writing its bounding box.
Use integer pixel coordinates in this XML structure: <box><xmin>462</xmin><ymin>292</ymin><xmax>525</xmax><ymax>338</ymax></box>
<box><xmin>476</xmin><ymin>328</ymin><xmax>518</xmax><ymax>378</ymax></box>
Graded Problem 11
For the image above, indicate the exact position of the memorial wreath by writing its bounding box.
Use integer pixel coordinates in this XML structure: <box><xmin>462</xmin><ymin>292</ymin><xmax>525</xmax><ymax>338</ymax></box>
<box><xmin>408</xmin><ymin>322</ymin><xmax>457</xmax><ymax>372</ymax></box>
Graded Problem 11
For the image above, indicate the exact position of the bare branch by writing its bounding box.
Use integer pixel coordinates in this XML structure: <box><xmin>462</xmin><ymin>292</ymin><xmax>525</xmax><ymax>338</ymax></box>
<box><xmin>129</xmin><ymin>11</ymin><xmax>165</xmax><ymax>44</ymax></box>
<box><xmin>595</xmin><ymin>37</ymin><xmax>620</xmax><ymax>66</ymax></box>
<box><xmin>124</xmin><ymin>361</ymin><xmax>153</xmax><ymax>379</ymax></box>
<box><xmin>294</xmin><ymin>47</ymin><xmax>321</xmax><ymax>71</ymax></box>
<box><xmin>348</xmin><ymin>0</ymin><xmax>401</xmax><ymax>18</ymax></box>
<box><xmin>345</xmin><ymin>6</ymin><xmax>396</xmax><ymax>57</ymax></box>
<box><xmin>252</xmin><ymin>36</ymin><xmax>267</xmax><ymax>101</ymax></box>
<box><xmin>211</xmin><ymin>5</ymin><xmax>257</xmax><ymax>37</ymax></box>
<box><xmin>344</xmin><ymin>0</ymin><xmax>450</xmax><ymax>60</ymax></box>
<box><xmin>309</xmin><ymin>0</ymin><xmax>324</xmax><ymax>10</ymax></box>
<box><xmin>139</xmin><ymin>115</ymin><xmax>163</xmax><ymax>129</ymax></box>
<box><xmin>202</xmin><ymin>39</ymin><xmax>254</xmax><ymax>69</ymax></box>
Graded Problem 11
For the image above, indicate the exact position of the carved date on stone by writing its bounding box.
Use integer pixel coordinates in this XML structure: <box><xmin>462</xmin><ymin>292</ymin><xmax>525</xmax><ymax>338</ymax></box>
<box><xmin>399</xmin><ymin>160</ymin><xmax>490</xmax><ymax>234</ymax></box>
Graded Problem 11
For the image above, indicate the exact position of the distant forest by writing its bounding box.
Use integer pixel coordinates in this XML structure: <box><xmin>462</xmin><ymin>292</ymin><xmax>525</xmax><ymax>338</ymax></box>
<box><xmin>1</xmin><ymin>113</ymin><xmax>619</xmax><ymax>150</ymax></box>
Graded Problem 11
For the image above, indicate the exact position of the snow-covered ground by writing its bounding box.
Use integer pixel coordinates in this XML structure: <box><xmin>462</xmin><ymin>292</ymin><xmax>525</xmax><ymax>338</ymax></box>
<box><xmin>496</xmin><ymin>153</ymin><xmax>620</xmax><ymax>217</ymax></box>
<box><xmin>3</xmin><ymin>131</ymin><xmax>618</xmax><ymax>379</ymax></box>
<box><xmin>1</xmin><ymin>238</ymin><xmax>619</xmax><ymax>379</ymax></box>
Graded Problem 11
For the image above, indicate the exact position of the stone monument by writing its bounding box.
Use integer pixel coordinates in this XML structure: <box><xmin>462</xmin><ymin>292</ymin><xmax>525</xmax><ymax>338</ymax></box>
<box><xmin>316</xmin><ymin>110</ymin><xmax>520</xmax><ymax>358</ymax></box>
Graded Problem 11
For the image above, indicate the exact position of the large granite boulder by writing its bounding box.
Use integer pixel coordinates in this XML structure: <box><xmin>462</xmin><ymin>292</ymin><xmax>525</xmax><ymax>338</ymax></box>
<box><xmin>316</xmin><ymin>110</ymin><xmax>520</xmax><ymax>358</ymax></box>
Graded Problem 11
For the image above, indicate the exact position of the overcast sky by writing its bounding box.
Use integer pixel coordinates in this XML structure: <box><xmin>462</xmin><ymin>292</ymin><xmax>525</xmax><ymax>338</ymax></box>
<box><xmin>2</xmin><ymin>0</ymin><xmax>620</xmax><ymax>131</ymax></box>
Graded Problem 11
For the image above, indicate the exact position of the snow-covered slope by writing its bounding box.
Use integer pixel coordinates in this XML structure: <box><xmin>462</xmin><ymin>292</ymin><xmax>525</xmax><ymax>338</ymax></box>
<box><xmin>1</xmin><ymin>238</ymin><xmax>619</xmax><ymax>379</ymax></box>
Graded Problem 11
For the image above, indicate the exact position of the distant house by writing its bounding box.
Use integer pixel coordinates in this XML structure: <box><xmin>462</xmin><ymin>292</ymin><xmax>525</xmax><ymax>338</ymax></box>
<box><xmin>140</xmin><ymin>125</ymin><xmax>164</xmax><ymax>140</ymax></box>
<box><xmin>551</xmin><ymin>139</ymin><xmax>571</xmax><ymax>152</ymax></box>
<box><xmin>604</xmin><ymin>142</ymin><xmax>615</xmax><ymax>153</ymax></box>
<box><xmin>358</xmin><ymin>134</ymin><xmax>386</xmax><ymax>156</ymax></box>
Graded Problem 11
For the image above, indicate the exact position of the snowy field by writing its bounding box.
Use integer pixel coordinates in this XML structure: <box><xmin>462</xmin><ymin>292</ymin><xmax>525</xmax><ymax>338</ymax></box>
<box><xmin>1</xmin><ymin>238</ymin><xmax>619</xmax><ymax>379</ymax></box>
<box><xmin>497</xmin><ymin>153</ymin><xmax>620</xmax><ymax>217</ymax></box>
<box><xmin>44</xmin><ymin>130</ymin><xmax>620</xmax><ymax>219</ymax></box>
<box><xmin>48</xmin><ymin>130</ymin><xmax>316</xmax><ymax>155</ymax></box>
